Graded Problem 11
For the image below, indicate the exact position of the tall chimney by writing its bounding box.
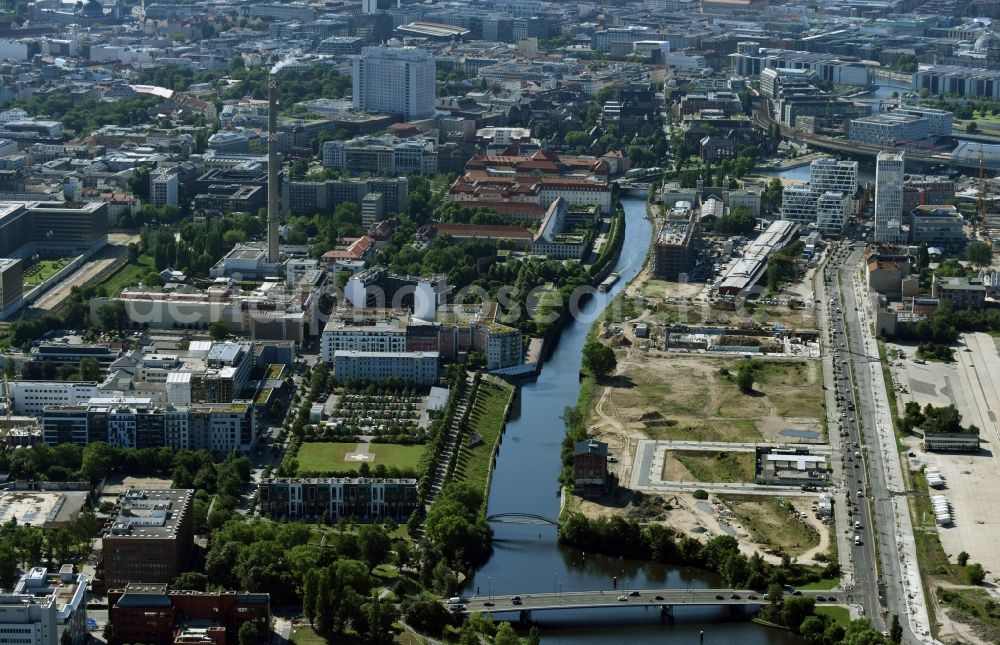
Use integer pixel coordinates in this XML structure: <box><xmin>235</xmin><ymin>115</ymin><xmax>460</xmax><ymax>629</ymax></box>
<box><xmin>267</xmin><ymin>73</ymin><xmax>280</xmax><ymax>264</ymax></box>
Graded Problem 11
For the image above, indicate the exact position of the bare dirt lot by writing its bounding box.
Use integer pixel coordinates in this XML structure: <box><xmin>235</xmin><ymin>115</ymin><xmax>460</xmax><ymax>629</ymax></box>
<box><xmin>590</xmin><ymin>352</ymin><xmax>825</xmax><ymax>454</ymax></box>
<box><xmin>718</xmin><ymin>495</ymin><xmax>824</xmax><ymax>561</ymax></box>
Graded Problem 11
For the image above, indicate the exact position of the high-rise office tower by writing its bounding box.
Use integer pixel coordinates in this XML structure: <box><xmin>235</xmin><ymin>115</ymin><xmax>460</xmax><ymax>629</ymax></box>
<box><xmin>874</xmin><ymin>151</ymin><xmax>905</xmax><ymax>245</ymax></box>
<box><xmin>352</xmin><ymin>47</ymin><xmax>435</xmax><ymax>121</ymax></box>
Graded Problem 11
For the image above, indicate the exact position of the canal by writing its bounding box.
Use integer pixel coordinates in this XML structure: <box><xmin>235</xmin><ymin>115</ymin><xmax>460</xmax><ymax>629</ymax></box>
<box><xmin>467</xmin><ymin>196</ymin><xmax>802</xmax><ymax>644</ymax></box>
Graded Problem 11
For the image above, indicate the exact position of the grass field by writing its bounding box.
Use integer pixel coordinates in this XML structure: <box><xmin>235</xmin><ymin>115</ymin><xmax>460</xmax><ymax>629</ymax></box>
<box><xmin>23</xmin><ymin>258</ymin><xmax>72</xmax><ymax>286</ymax></box>
<box><xmin>753</xmin><ymin>361</ymin><xmax>825</xmax><ymax>419</ymax></box>
<box><xmin>667</xmin><ymin>450</ymin><xmax>755</xmax><ymax>483</ymax></box>
<box><xmin>911</xmin><ymin>471</ymin><xmax>960</xmax><ymax>583</ymax></box>
<box><xmin>100</xmin><ymin>253</ymin><xmax>155</xmax><ymax>295</ymax></box>
<box><xmin>798</xmin><ymin>576</ymin><xmax>841</xmax><ymax>590</ymax></box>
<box><xmin>814</xmin><ymin>605</ymin><xmax>850</xmax><ymax>628</ymax></box>
<box><xmin>719</xmin><ymin>495</ymin><xmax>821</xmax><ymax>558</ymax></box>
<box><xmin>453</xmin><ymin>380</ymin><xmax>514</xmax><ymax>495</ymax></box>
<box><xmin>297</xmin><ymin>441</ymin><xmax>426</xmax><ymax>474</ymax></box>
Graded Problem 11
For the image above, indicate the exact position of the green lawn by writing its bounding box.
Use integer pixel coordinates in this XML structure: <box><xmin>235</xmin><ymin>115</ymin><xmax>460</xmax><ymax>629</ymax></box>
<box><xmin>100</xmin><ymin>254</ymin><xmax>155</xmax><ymax>295</ymax></box>
<box><xmin>798</xmin><ymin>577</ymin><xmax>841</xmax><ymax>590</ymax></box>
<box><xmin>296</xmin><ymin>441</ymin><xmax>426</xmax><ymax>474</ymax></box>
<box><xmin>453</xmin><ymin>381</ymin><xmax>514</xmax><ymax>495</ymax></box>
<box><xmin>814</xmin><ymin>605</ymin><xmax>850</xmax><ymax>628</ymax></box>
<box><xmin>670</xmin><ymin>450</ymin><xmax>755</xmax><ymax>483</ymax></box>
<box><xmin>23</xmin><ymin>258</ymin><xmax>72</xmax><ymax>286</ymax></box>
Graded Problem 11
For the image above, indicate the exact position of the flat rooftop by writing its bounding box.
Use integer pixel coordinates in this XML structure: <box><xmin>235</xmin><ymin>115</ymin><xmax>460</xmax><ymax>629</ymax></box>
<box><xmin>0</xmin><ymin>490</ymin><xmax>87</xmax><ymax>528</ymax></box>
<box><xmin>104</xmin><ymin>489</ymin><xmax>192</xmax><ymax>540</ymax></box>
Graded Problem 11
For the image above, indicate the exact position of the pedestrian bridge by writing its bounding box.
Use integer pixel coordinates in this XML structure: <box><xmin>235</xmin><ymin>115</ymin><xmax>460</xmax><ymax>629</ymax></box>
<box><xmin>447</xmin><ymin>588</ymin><xmax>845</xmax><ymax>615</ymax></box>
<box><xmin>485</xmin><ymin>513</ymin><xmax>559</xmax><ymax>525</ymax></box>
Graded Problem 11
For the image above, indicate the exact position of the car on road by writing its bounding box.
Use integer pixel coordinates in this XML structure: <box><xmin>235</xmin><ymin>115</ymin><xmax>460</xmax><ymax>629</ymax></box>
<box><xmin>655</xmin><ymin>595</ymin><xmax>664</xmax><ymax>600</ymax></box>
<box><xmin>618</xmin><ymin>595</ymin><xmax>628</xmax><ymax>602</ymax></box>
<box><xmin>730</xmin><ymin>594</ymin><xmax>740</xmax><ymax>599</ymax></box>
<box><xmin>484</xmin><ymin>602</ymin><xmax>494</xmax><ymax>607</ymax></box>
<box><xmin>629</xmin><ymin>591</ymin><xmax>640</xmax><ymax>597</ymax></box>
<box><xmin>510</xmin><ymin>596</ymin><xmax>521</xmax><ymax>602</ymax></box>
<box><xmin>715</xmin><ymin>595</ymin><xmax>725</xmax><ymax>600</ymax></box>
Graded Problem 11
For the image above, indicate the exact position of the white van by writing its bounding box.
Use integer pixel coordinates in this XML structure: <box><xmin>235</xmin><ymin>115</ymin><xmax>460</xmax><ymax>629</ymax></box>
<box><xmin>447</xmin><ymin>597</ymin><xmax>462</xmax><ymax>605</ymax></box>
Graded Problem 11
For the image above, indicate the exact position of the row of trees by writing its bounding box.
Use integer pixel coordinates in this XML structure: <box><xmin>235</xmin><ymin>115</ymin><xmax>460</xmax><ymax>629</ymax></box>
<box><xmin>558</xmin><ymin>514</ymin><xmax>838</xmax><ymax>589</ymax></box>
<box><xmin>889</xmin><ymin>303</ymin><xmax>1000</xmax><ymax>344</ymax></box>
<box><xmin>0</xmin><ymin>507</ymin><xmax>100</xmax><ymax>588</ymax></box>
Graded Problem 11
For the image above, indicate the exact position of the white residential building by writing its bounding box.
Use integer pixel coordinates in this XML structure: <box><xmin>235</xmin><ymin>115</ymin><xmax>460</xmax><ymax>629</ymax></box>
<box><xmin>352</xmin><ymin>47</ymin><xmax>436</xmax><ymax>120</ymax></box>
<box><xmin>333</xmin><ymin>350</ymin><xmax>439</xmax><ymax>385</ymax></box>
<box><xmin>320</xmin><ymin>312</ymin><xmax>409</xmax><ymax>363</ymax></box>
<box><xmin>150</xmin><ymin>169</ymin><xmax>179</xmax><ymax>208</ymax></box>
<box><xmin>0</xmin><ymin>566</ymin><xmax>88</xmax><ymax>645</ymax></box>
<box><xmin>875</xmin><ymin>151</ymin><xmax>906</xmax><ymax>245</ymax></box>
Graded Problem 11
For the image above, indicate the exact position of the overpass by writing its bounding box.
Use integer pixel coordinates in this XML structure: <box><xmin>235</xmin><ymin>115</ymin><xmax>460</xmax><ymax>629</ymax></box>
<box><xmin>449</xmin><ymin>587</ymin><xmax>845</xmax><ymax>616</ymax></box>
<box><xmin>750</xmin><ymin>107</ymin><xmax>991</xmax><ymax>171</ymax></box>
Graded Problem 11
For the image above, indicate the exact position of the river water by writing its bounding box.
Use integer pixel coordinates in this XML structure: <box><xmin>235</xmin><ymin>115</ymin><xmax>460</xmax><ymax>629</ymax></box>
<box><xmin>467</xmin><ymin>197</ymin><xmax>802</xmax><ymax>644</ymax></box>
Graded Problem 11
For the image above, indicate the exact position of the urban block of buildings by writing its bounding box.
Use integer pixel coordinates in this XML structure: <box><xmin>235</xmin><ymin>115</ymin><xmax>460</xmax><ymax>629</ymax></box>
<box><xmin>0</xmin><ymin>566</ymin><xmax>88</xmax><ymax>645</ymax></box>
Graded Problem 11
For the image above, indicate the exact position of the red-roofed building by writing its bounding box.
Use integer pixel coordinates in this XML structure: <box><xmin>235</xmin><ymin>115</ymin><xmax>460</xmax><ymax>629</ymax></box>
<box><xmin>321</xmin><ymin>236</ymin><xmax>377</xmax><ymax>264</ymax></box>
<box><xmin>446</xmin><ymin>170</ymin><xmax>612</xmax><ymax>219</ymax></box>
<box><xmin>465</xmin><ymin>147</ymin><xmax>610</xmax><ymax>179</ymax></box>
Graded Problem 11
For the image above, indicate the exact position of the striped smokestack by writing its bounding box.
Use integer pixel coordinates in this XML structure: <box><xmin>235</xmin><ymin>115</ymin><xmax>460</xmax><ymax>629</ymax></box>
<box><xmin>267</xmin><ymin>73</ymin><xmax>280</xmax><ymax>264</ymax></box>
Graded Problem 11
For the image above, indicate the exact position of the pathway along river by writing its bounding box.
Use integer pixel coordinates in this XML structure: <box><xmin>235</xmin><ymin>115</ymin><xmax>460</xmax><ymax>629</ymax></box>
<box><xmin>466</xmin><ymin>197</ymin><xmax>802</xmax><ymax>644</ymax></box>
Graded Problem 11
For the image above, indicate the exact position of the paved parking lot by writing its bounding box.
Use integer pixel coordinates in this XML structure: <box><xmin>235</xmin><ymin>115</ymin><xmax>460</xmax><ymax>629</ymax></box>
<box><xmin>890</xmin><ymin>333</ymin><xmax>1000</xmax><ymax>581</ymax></box>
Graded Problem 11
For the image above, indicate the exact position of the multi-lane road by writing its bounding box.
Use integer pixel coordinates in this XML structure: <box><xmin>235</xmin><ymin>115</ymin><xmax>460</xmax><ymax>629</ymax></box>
<box><xmin>454</xmin><ymin>588</ymin><xmax>844</xmax><ymax>615</ymax></box>
<box><xmin>823</xmin><ymin>243</ymin><xmax>883</xmax><ymax>627</ymax></box>
<box><xmin>828</xmin><ymin>243</ymin><xmax>936</xmax><ymax>644</ymax></box>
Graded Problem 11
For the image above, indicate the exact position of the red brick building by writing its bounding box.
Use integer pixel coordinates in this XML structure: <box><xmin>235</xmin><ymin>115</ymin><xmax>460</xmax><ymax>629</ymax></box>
<box><xmin>102</xmin><ymin>489</ymin><xmax>194</xmax><ymax>589</ymax></box>
<box><xmin>574</xmin><ymin>439</ymin><xmax>609</xmax><ymax>497</ymax></box>
<box><xmin>108</xmin><ymin>584</ymin><xmax>270</xmax><ymax>645</ymax></box>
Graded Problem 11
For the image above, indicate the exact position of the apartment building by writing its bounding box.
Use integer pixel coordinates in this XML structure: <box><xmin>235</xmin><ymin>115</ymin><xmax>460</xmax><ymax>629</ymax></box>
<box><xmin>257</xmin><ymin>477</ymin><xmax>419</xmax><ymax>520</ymax></box>
<box><xmin>333</xmin><ymin>350</ymin><xmax>439</xmax><ymax>385</ymax></box>
<box><xmin>149</xmin><ymin>168</ymin><xmax>178</xmax><ymax>208</ymax></box>
<box><xmin>320</xmin><ymin>309</ymin><xmax>409</xmax><ymax>362</ymax></box>
<box><xmin>40</xmin><ymin>398</ymin><xmax>256</xmax><ymax>453</ymax></box>
<box><xmin>352</xmin><ymin>47</ymin><xmax>435</xmax><ymax>120</ymax></box>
